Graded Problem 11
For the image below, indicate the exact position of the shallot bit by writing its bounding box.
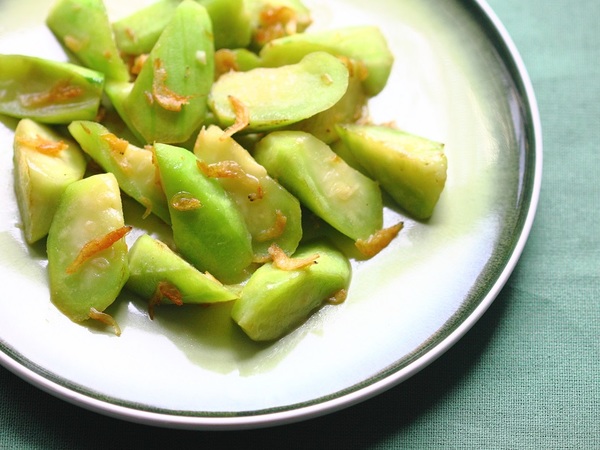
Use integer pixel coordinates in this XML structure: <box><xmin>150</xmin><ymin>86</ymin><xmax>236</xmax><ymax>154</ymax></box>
<box><xmin>148</xmin><ymin>281</ymin><xmax>184</xmax><ymax>319</ymax></box>
<box><xmin>88</xmin><ymin>307</ymin><xmax>121</xmax><ymax>336</ymax></box>
<box><xmin>170</xmin><ymin>191</ymin><xmax>202</xmax><ymax>211</ymax></box>
<box><xmin>355</xmin><ymin>222</ymin><xmax>404</xmax><ymax>258</ymax></box>
<box><xmin>222</xmin><ymin>95</ymin><xmax>249</xmax><ymax>138</ymax></box>
<box><xmin>15</xmin><ymin>134</ymin><xmax>68</xmax><ymax>156</ymax></box>
<box><xmin>256</xmin><ymin>210</ymin><xmax>287</xmax><ymax>242</ymax></box>
<box><xmin>268</xmin><ymin>243</ymin><xmax>319</xmax><ymax>271</ymax></box>
<box><xmin>66</xmin><ymin>226</ymin><xmax>132</xmax><ymax>274</ymax></box>
<box><xmin>20</xmin><ymin>79</ymin><xmax>84</xmax><ymax>107</ymax></box>
<box><xmin>152</xmin><ymin>58</ymin><xmax>191</xmax><ymax>112</ymax></box>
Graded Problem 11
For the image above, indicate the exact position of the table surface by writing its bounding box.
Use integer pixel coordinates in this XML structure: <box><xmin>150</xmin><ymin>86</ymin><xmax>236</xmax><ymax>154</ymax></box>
<box><xmin>1</xmin><ymin>0</ymin><xmax>598</xmax><ymax>448</ymax></box>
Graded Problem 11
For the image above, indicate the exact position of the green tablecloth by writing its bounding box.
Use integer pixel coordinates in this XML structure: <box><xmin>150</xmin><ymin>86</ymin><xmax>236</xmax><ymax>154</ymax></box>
<box><xmin>1</xmin><ymin>0</ymin><xmax>598</xmax><ymax>448</ymax></box>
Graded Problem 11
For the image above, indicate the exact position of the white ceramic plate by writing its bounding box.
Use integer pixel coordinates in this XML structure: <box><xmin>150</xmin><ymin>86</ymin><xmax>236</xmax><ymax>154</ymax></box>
<box><xmin>0</xmin><ymin>0</ymin><xmax>541</xmax><ymax>430</ymax></box>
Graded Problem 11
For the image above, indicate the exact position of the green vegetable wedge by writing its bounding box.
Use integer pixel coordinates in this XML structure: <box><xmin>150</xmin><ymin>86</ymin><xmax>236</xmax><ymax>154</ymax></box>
<box><xmin>231</xmin><ymin>240</ymin><xmax>351</xmax><ymax>341</ymax></box>
<box><xmin>0</xmin><ymin>54</ymin><xmax>104</xmax><ymax>124</ymax></box>
<box><xmin>47</xmin><ymin>173</ymin><xmax>129</xmax><ymax>329</ymax></box>
<box><xmin>153</xmin><ymin>143</ymin><xmax>253</xmax><ymax>283</ymax></box>
<box><xmin>13</xmin><ymin>119</ymin><xmax>87</xmax><ymax>244</ymax></box>
<box><xmin>254</xmin><ymin>130</ymin><xmax>383</xmax><ymax>241</ymax></box>
<box><xmin>127</xmin><ymin>234</ymin><xmax>238</xmax><ymax>310</ymax></box>
<box><xmin>208</xmin><ymin>51</ymin><xmax>349</xmax><ymax>132</ymax></box>
<box><xmin>123</xmin><ymin>0</ymin><xmax>215</xmax><ymax>144</ymax></box>
<box><xmin>336</xmin><ymin>124</ymin><xmax>447</xmax><ymax>220</ymax></box>
<box><xmin>46</xmin><ymin>0</ymin><xmax>130</xmax><ymax>82</ymax></box>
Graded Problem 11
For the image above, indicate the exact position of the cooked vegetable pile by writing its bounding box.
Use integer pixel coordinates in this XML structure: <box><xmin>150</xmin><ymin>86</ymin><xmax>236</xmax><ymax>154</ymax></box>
<box><xmin>2</xmin><ymin>0</ymin><xmax>448</xmax><ymax>341</ymax></box>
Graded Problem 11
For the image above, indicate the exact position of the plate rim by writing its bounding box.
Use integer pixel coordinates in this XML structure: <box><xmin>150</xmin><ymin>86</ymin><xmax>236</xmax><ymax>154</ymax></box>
<box><xmin>0</xmin><ymin>0</ymin><xmax>543</xmax><ymax>430</ymax></box>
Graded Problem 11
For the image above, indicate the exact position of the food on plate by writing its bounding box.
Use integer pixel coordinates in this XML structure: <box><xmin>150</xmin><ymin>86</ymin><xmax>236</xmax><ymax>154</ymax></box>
<box><xmin>2</xmin><ymin>0</ymin><xmax>448</xmax><ymax>341</ymax></box>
